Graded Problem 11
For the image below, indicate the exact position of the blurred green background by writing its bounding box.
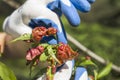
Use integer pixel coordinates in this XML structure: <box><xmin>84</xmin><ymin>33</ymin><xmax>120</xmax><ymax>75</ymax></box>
<box><xmin>0</xmin><ymin>0</ymin><xmax>120</xmax><ymax>80</ymax></box>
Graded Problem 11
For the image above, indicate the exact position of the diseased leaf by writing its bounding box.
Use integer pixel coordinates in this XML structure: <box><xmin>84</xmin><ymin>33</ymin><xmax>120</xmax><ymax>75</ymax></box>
<box><xmin>11</xmin><ymin>33</ymin><xmax>31</xmax><ymax>42</ymax></box>
<box><xmin>0</xmin><ymin>62</ymin><xmax>17</xmax><ymax>80</ymax></box>
<box><xmin>98</xmin><ymin>63</ymin><xmax>112</xmax><ymax>79</ymax></box>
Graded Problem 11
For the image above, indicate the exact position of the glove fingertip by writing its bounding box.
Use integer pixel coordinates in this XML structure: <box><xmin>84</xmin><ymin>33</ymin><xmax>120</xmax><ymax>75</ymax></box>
<box><xmin>69</xmin><ymin>19</ymin><xmax>80</xmax><ymax>26</ymax></box>
<box><xmin>70</xmin><ymin>0</ymin><xmax>91</xmax><ymax>12</ymax></box>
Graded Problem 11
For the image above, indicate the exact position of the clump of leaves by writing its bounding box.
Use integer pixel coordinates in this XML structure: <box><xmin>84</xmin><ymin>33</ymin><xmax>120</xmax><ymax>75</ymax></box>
<box><xmin>12</xmin><ymin>26</ymin><xmax>78</xmax><ymax>80</ymax></box>
<box><xmin>11</xmin><ymin>26</ymin><xmax>112</xmax><ymax>80</ymax></box>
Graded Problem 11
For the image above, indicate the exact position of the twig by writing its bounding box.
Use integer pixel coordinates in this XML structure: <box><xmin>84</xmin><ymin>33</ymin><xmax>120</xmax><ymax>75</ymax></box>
<box><xmin>2</xmin><ymin>0</ymin><xmax>20</xmax><ymax>9</ymax></box>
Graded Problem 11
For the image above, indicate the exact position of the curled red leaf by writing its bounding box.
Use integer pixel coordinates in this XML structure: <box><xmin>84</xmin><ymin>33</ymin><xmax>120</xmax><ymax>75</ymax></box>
<box><xmin>57</xmin><ymin>43</ymin><xmax>78</xmax><ymax>63</ymax></box>
<box><xmin>47</xmin><ymin>27</ymin><xmax>57</xmax><ymax>36</ymax></box>
<box><xmin>26</xmin><ymin>46</ymin><xmax>44</xmax><ymax>61</ymax></box>
<box><xmin>32</xmin><ymin>27</ymin><xmax>57</xmax><ymax>42</ymax></box>
<box><xmin>32</xmin><ymin>27</ymin><xmax>47</xmax><ymax>41</ymax></box>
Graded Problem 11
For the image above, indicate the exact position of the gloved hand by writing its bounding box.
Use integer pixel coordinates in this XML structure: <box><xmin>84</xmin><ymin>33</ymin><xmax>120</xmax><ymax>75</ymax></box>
<box><xmin>47</xmin><ymin>0</ymin><xmax>95</xmax><ymax>26</ymax></box>
<box><xmin>75</xmin><ymin>67</ymin><xmax>90</xmax><ymax>80</ymax></box>
<box><xmin>2</xmin><ymin>0</ymin><xmax>95</xmax><ymax>80</ymax></box>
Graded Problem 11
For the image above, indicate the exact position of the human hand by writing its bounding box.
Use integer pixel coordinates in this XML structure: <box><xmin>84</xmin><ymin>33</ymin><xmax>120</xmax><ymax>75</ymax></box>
<box><xmin>3</xmin><ymin>0</ymin><xmax>68</xmax><ymax>44</ymax></box>
<box><xmin>0</xmin><ymin>32</ymin><xmax>6</xmax><ymax>54</ymax></box>
<box><xmin>3</xmin><ymin>0</ymin><xmax>96</xmax><ymax>43</ymax></box>
<box><xmin>0</xmin><ymin>33</ymin><xmax>31</xmax><ymax>58</ymax></box>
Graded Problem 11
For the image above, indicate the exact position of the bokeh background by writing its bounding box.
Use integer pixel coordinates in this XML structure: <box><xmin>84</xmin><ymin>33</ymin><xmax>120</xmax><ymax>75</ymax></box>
<box><xmin>0</xmin><ymin>0</ymin><xmax>120</xmax><ymax>80</ymax></box>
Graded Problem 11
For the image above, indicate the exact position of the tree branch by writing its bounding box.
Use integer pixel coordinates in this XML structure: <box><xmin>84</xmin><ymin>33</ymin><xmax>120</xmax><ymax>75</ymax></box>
<box><xmin>2</xmin><ymin>0</ymin><xmax>20</xmax><ymax>9</ymax></box>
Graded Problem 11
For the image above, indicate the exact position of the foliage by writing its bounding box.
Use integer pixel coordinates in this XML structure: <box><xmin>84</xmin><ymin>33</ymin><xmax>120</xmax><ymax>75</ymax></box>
<box><xmin>0</xmin><ymin>61</ymin><xmax>16</xmax><ymax>80</ymax></box>
<box><xmin>11</xmin><ymin>27</ymin><xmax>78</xmax><ymax>80</ymax></box>
<box><xmin>0</xmin><ymin>17</ymin><xmax>119</xmax><ymax>79</ymax></box>
<box><xmin>74</xmin><ymin>56</ymin><xmax>112</xmax><ymax>80</ymax></box>
<box><xmin>11</xmin><ymin>34</ymin><xmax>32</xmax><ymax>42</ymax></box>
<box><xmin>0</xmin><ymin>20</ymin><xmax>119</xmax><ymax>80</ymax></box>
<box><xmin>14</xmin><ymin>26</ymin><xmax>111</xmax><ymax>80</ymax></box>
<box><xmin>97</xmin><ymin>63</ymin><xmax>112</xmax><ymax>79</ymax></box>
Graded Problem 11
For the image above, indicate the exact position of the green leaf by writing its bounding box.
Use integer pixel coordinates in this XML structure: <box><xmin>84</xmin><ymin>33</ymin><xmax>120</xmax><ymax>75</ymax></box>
<box><xmin>79</xmin><ymin>60</ymin><xmax>97</xmax><ymax>68</ymax></box>
<box><xmin>46</xmin><ymin>66</ymin><xmax>54</xmax><ymax>80</ymax></box>
<box><xmin>39</xmin><ymin>43</ymin><xmax>49</xmax><ymax>48</ymax></box>
<box><xmin>94</xmin><ymin>70</ymin><xmax>98</xmax><ymax>80</ymax></box>
<box><xmin>47</xmin><ymin>45</ymin><xmax>56</xmax><ymax>55</ymax></box>
<box><xmin>40</xmin><ymin>52</ymin><xmax>48</xmax><ymax>62</ymax></box>
<box><xmin>98</xmin><ymin>63</ymin><xmax>112</xmax><ymax>79</ymax></box>
<box><xmin>47</xmin><ymin>45</ymin><xmax>60</xmax><ymax>64</ymax></box>
<box><xmin>11</xmin><ymin>34</ymin><xmax>31</xmax><ymax>42</ymax></box>
<box><xmin>0</xmin><ymin>62</ymin><xmax>17</xmax><ymax>80</ymax></box>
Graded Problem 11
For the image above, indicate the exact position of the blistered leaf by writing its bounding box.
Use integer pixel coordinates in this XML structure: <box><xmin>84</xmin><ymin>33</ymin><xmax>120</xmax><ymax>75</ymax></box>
<box><xmin>11</xmin><ymin>34</ymin><xmax>31</xmax><ymax>42</ymax></box>
<box><xmin>98</xmin><ymin>63</ymin><xmax>112</xmax><ymax>79</ymax></box>
<box><xmin>0</xmin><ymin>62</ymin><xmax>17</xmax><ymax>80</ymax></box>
<box><xmin>40</xmin><ymin>52</ymin><xmax>48</xmax><ymax>62</ymax></box>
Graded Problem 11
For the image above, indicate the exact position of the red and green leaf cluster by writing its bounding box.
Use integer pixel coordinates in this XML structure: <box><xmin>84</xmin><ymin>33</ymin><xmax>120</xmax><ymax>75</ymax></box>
<box><xmin>57</xmin><ymin>43</ymin><xmax>78</xmax><ymax>64</ymax></box>
<box><xmin>11</xmin><ymin>26</ymin><xmax>78</xmax><ymax>80</ymax></box>
<box><xmin>25</xmin><ymin>43</ymin><xmax>78</xmax><ymax>66</ymax></box>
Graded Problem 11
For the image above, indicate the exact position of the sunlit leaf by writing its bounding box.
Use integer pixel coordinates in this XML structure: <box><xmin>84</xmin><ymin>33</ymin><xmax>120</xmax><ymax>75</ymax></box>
<box><xmin>39</xmin><ymin>43</ymin><xmax>49</xmax><ymax>48</ymax></box>
<box><xmin>47</xmin><ymin>45</ymin><xmax>56</xmax><ymax>55</ymax></box>
<box><xmin>98</xmin><ymin>63</ymin><xmax>112</xmax><ymax>79</ymax></box>
<box><xmin>79</xmin><ymin>59</ymin><xmax>97</xmax><ymax>68</ymax></box>
<box><xmin>40</xmin><ymin>52</ymin><xmax>48</xmax><ymax>62</ymax></box>
<box><xmin>94</xmin><ymin>70</ymin><xmax>98</xmax><ymax>80</ymax></box>
<box><xmin>0</xmin><ymin>62</ymin><xmax>17</xmax><ymax>80</ymax></box>
<box><xmin>11</xmin><ymin>33</ymin><xmax>31</xmax><ymax>42</ymax></box>
<box><xmin>46</xmin><ymin>66</ymin><xmax>54</xmax><ymax>80</ymax></box>
<box><xmin>47</xmin><ymin>46</ymin><xmax>60</xmax><ymax>64</ymax></box>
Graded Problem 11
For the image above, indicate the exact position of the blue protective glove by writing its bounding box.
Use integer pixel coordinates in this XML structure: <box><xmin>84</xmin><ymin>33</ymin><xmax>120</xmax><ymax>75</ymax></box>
<box><xmin>47</xmin><ymin>0</ymin><xmax>95</xmax><ymax>26</ymax></box>
<box><xmin>75</xmin><ymin>67</ymin><xmax>90</xmax><ymax>80</ymax></box>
